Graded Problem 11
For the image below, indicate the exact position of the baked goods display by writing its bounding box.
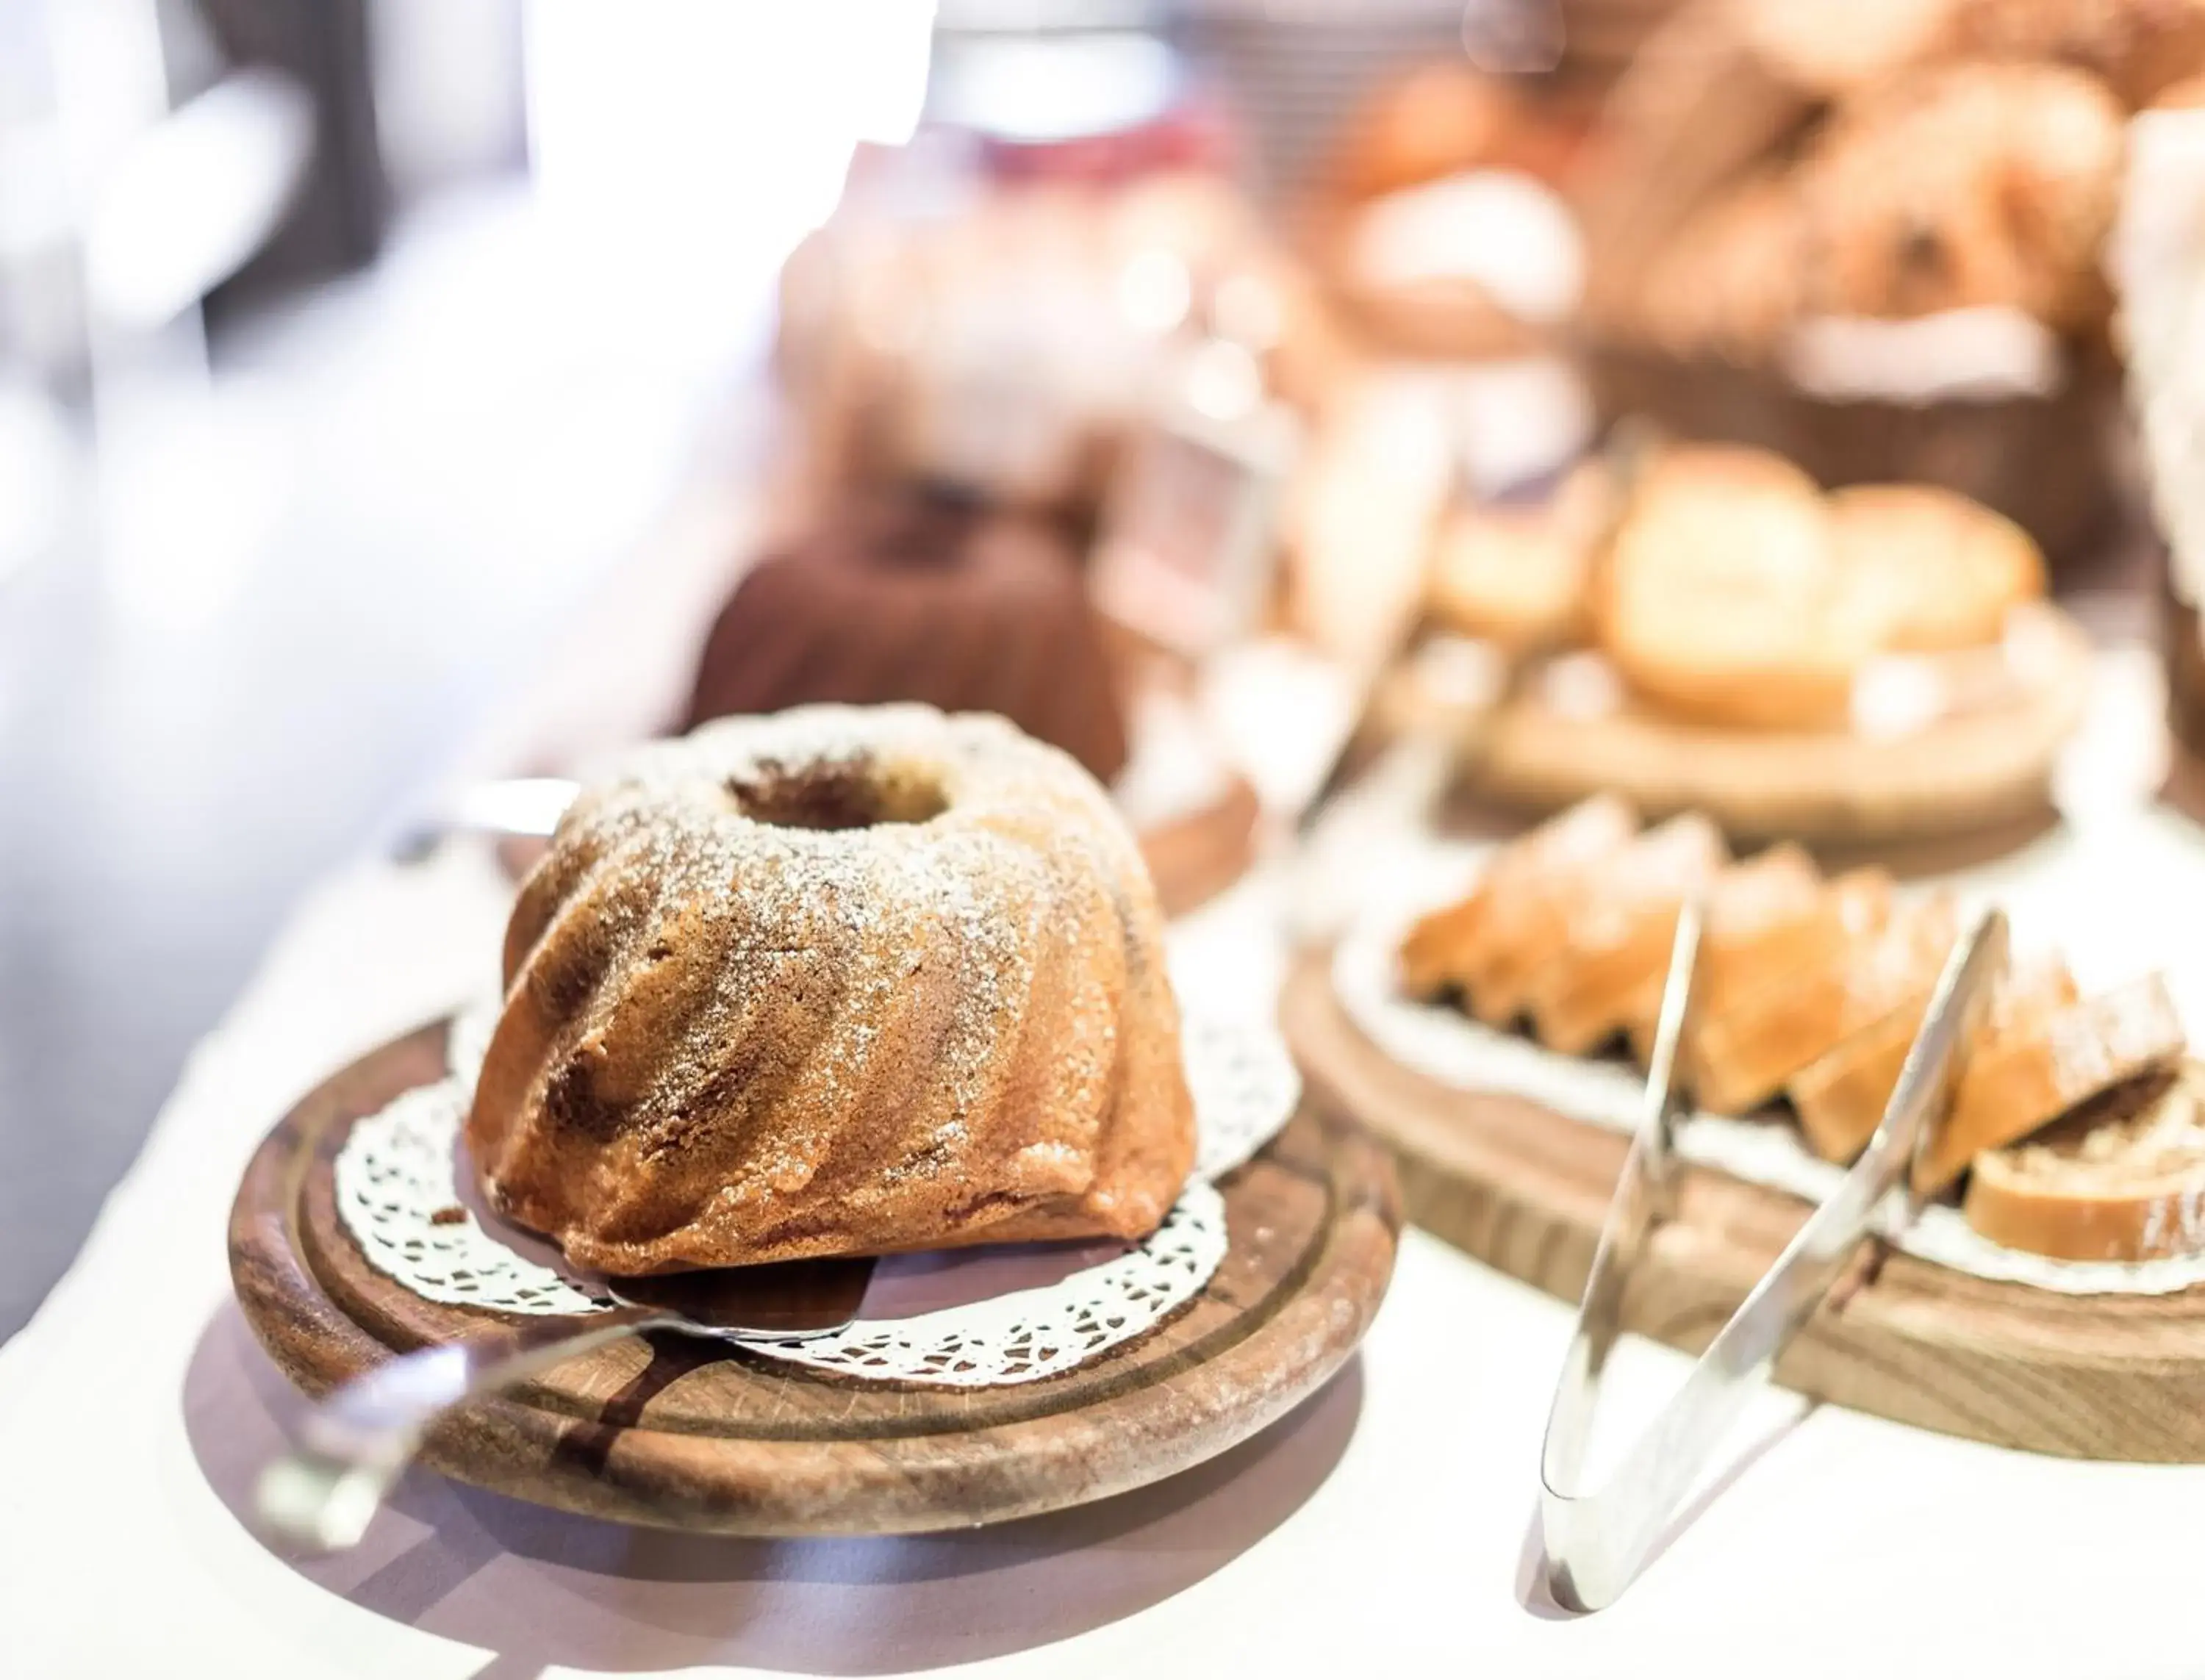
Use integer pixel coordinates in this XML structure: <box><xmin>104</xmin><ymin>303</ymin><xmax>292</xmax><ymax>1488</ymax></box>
<box><xmin>682</xmin><ymin>489</ymin><xmax>1130</xmax><ymax>783</ymax></box>
<box><xmin>2115</xmin><ymin>83</ymin><xmax>2205</xmax><ymax>805</ymax></box>
<box><xmin>1415</xmin><ymin>443</ymin><xmax>2090</xmax><ymax>839</ymax></box>
<box><xmin>777</xmin><ymin>166</ymin><xmax>1341</xmax><ymax>530</ymax></box>
<box><xmin>1733</xmin><ymin>0</ymin><xmax>2205</xmax><ymax>107</ymax></box>
<box><xmin>1426</xmin><ymin>462</ymin><xmax>1610</xmax><ymax>656</ymax></box>
<box><xmin>1574</xmin><ymin>0</ymin><xmax>2191</xmax><ymax>550</ymax></box>
<box><xmin>1305</xmin><ymin>62</ymin><xmax>1587</xmax><ymax>359</ymax></box>
<box><xmin>215</xmin><ymin>10</ymin><xmax>2205</xmax><ymax>1543</ymax></box>
<box><xmin>1964</xmin><ymin>1066</ymin><xmax>2205</xmax><ymax>1263</ymax></box>
<box><xmin>469</xmin><ymin>706</ymin><xmax>1195</xmax><ymax>1274</ymax></box>
<box><xmin>1398</xmin><ymin>797</ymin><xmax>2198</xmax><ymax>1262</ymax></box>
<box><xmin>1597</xmin><ymin>450</ymin><xmax>2048</xmax><ymax>728</ymax></box>
<box><xmin>1622</xmin><ymin>60</ymin><xmax>2126</xmax><ymax>355</ymax></box>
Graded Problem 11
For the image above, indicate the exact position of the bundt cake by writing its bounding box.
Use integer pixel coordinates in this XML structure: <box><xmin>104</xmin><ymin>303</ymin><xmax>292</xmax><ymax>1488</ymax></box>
<box><xmin>682</xmin><ymin>490</ymin><xmax>1130</xmax><ymax>783</ymax></box>
<box><xmin>467</xmin><ymin>704</ymin><xmax>1195</xmax><ymax>1274</ymax></box>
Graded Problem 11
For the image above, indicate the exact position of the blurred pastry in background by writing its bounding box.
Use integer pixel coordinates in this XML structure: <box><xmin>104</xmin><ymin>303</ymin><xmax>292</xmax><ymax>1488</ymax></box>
<box><xmin>1594</xmin><ymin>453</ymin><xmax>2051</xmax><ymax>730</ymax></box>
<box><xmin>1595</xmin><ymin>446</ymin><xmax>1864</xmax><ymax>730</ymax></box>
<box><xmin>1391</xmin><ymin>442</ymin><xmax>2090</xmax><ymax>841</ymax></box>
<box><xmin>684</xmin><ymin>489</ymin><xmax>1130</xmax><ymax>784</ymax></box>
<box><xmin>1823</xmin><ymin>484</ymin><xmax>2048</xmax><ymax>650</ymax></box>
<box><xmin>1425</xmin><ymin>460</ymin><xmax>1610</xmax><ymax>654</ymax></box>
<box><xmin>1597</xmin><ymin>446</ymin><xmax>2054</xmax><ymax>725</ymax></box>
<box><xmin>1311</xmin><ymin>61</ymin><xmax>1586</xmax><ymax>358</ymax></box>
<box><xmin>1577</xmin><ymin>0</ymin><xmax>2173</xmax><ymax>554</ymax></box>
<box><xmin>1610</xmin><ymin>60</ymin><xmax>2125</xmax><ymax>353</ymax></box>
<box><xmin>1324</xmin><ymin>61</ymin><xmax>1560</xmax><ymax>203</ymax></box>
<box><xmin>1737</xmin><ymin>0</ymin><xmax>2205</xmax><ymax>107</ymax></box>
<box><xmin>1632</xmin><ymin>173</ymin><xmax>1806</xmax><ymax>364</ymax></box>
<box><xmin>775</xmin><ymin>154</ymin><xmax>1341</xmax><ymax>534</ymax></box>
<box><xmin>1797</xmin><ymin>62</ymin><xmax>2124</xmax><ymax>329</ymax></box>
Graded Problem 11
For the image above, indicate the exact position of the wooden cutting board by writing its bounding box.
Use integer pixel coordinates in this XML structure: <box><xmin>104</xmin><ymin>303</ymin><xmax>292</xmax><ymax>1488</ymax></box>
<box><xmin>1472</xmin><ymin>607</ymin><xmax>2095</xmax><ymax>845</ymax></box>
<box><xmin>1132</xmin><ymin>771</ymin><xmax>1266</xmax><ymax>919</ymax></box>
<box><xmin>230</xmin><ymin>1020</ymin><xmax>1397</xmax><ymax>1535</ymax></box>
<box><xmin>1280</xmin><ymin>947</ymin><xmax>2205</xmax><ymax>1462</ymax></box>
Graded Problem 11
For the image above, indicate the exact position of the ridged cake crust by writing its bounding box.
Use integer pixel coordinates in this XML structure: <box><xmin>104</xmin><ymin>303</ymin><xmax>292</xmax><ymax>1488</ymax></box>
<box><xmin>468</xmin><ymin>706</ymin><xmax>1194</xmax><ymax>1274</ymax></box>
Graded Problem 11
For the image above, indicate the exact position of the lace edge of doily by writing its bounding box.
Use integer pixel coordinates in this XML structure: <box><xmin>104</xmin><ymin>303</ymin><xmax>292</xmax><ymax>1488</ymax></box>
<box><xmin>329</xmin><ymin>1005</ymin><xmax>1294</xmax><ymax>1387</ymax></box>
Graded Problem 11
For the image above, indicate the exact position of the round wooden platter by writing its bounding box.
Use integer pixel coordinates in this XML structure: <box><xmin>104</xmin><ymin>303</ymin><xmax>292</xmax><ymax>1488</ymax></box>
<box><xmin>229</xmin><ymin>1021</ymin><xmax>1399</xmax><ymax>1536</ymax></box>
<box><xmin>1470</xmin><ymin>609</ymin><xmax>2095</xmax><ymax>846</ymax></box>
<box><xmin>1130</xmin><ymin>769</ymin><xmax>1265</xmax><ymax>919</ymax></box>
<box><xmin>1281</xmin><ymin>948</ymin><xmax>2205</xmax><ymax>1462</ymax></box>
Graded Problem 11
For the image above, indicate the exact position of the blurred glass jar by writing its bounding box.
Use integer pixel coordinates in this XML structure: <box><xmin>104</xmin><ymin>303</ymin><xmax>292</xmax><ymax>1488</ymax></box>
<box><xmin>2113</xmin><ymin>92</ymin><xmax>2205</xmax><ymax>780</ymax></box>
<box><xmin>925</xmin><ymin>5</ymin><xmax>1232</xmax><ymax>187</ymax></box>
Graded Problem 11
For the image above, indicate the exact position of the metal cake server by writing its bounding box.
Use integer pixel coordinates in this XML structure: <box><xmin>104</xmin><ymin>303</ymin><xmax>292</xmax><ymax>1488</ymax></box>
<box><xmin>390</xmin><ymin>776</ymin><xmax>580</xmax><ymax>861</ymax></box>
<box><xmin>257</xmin><ymin>1256</ymin><xmax>876</xmax><ymax>1552</ymax></box>
<box><xmin>1538</xmin><ymin>899</ymin><xmax>2009</xmax><ymax>1612</ymax></box>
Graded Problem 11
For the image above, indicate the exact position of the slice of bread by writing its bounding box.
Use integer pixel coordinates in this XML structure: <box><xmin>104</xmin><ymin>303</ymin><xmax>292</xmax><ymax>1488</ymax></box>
<box><xmin>1593</xmin><ymin>445</ymin><xmax>2051</xmax><ymax>733</ymax></box>
<box><xmin>1596</xmin><ymin>447</ymin><xmax>1870</xmax><ymax>730</ymax></box>
<box><xmin>1524</xmin><ymin>814</ymin><xmax>1730</xmax><ymax>1055</ymax></box>
<box><xmin>1427</xmin><ymin>464</ymin><xmax>1611</xmax><ymax>654</ymax></box>
<box><xmin>1618</xmin><ymin>842</ymin><xmax>1828</xmax><ymax>1058</ymax></box>
<box><xmin>1649</xmin><ymin>867</ymin><xmax>1896</xmax><ymax>1078</ymax></box>
<box><xmin>1399</xmin><ymin>794</ymin><xmax>1636</xmax><ymax>999</ymax></box>
<box><xmin>1917</xmin><ymin>973</ymin><xmax>2187</xmax><ymax>1193</ymax></box>
<box><xmin>1824</xmin><ymin>485</ymin><xmax>2046</xmax><ymax>653</ymax></box>
<box><xmin>1789</xmin><ymin>955</ymin><xmax>2078</xmax><ymax>1165</ymax></box>
<box><xmin>1693</xmin><ymin>892</ymin><xmax>1959</xmax><ymax>1115</ymax></box>
<box><xmin>1466</xmin><ymin>814</ymin><xmax>1665</xmax><ymax>1029</ymax></box>
<box><xmin>1965</xmin><ymin>1063</ymin><xmax>2205</xmax><ymax>1263</ymax></box>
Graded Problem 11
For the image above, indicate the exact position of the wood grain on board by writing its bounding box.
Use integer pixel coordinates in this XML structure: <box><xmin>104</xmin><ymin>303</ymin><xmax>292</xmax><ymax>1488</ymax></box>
<box><xmin>1281</xmin><ymin>948</ymin><xmax>2205</xmax><ymax>1462</ymax></box>
<box><xmin>231</xmin><ymin>1021</ymin><xmax>1399</xmax><ymax>1534</ymax></box>
<box><xmin>1472</xmin><ymin>607</ymin><xmax>2094</xmax><ymax>844</ymax></box>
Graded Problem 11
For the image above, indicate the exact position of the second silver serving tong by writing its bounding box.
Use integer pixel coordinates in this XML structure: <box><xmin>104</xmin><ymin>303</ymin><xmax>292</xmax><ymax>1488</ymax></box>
<box><xmin>1538</xmin><ymin>898</ymin><xmax>2010</xmax><ymax>1612</ymax></box>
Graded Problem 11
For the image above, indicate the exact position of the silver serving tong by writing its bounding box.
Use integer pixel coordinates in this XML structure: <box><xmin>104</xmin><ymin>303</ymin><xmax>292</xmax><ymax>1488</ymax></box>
<box><xmin>1538</xmin><ymin>899</ymin><xmax>2009</xmax><ymax>1612</ymax></box>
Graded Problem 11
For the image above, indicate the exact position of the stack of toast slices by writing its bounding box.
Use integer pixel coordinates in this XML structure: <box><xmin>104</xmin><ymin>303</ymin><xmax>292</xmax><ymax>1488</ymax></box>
<box><xmin>1400</xmin><ymin>794</ymin><xmax>2201</xmax><ymax>1264</ymax></box>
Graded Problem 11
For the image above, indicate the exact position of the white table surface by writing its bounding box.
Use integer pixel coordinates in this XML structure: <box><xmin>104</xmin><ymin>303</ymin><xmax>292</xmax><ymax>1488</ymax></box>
<box><xmin>9</xmin><ymin>830</ymin><xmax>2205</xmax><ymax>1680</ymax></box>
<box><xmin>8</xmin><ymin>473</ymin><xmax>2204</xmax><ymax>1679</ymax></box>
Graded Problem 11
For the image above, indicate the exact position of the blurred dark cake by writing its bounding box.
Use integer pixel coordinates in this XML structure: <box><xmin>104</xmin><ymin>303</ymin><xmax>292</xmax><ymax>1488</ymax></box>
<box><xmin>683</xmin><ymin>491</ymin><xmax>1130</xmax><ymax>783</ymax></box>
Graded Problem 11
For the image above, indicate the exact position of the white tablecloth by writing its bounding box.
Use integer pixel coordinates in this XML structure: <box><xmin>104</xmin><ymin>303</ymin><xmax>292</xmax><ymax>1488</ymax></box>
<box><xmin>8</xmin><ymin>831</ymin><xmax>2205</xmax><ymax>1680</ymax></box>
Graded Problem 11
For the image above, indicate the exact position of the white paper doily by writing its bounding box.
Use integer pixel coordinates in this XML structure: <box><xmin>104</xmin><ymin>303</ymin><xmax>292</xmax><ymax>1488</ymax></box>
<box><xmin>334</xmin><ymin>1005</ymin><xmax>1299</xmax><ymax>1386</ymax></box>
<box><xmin>1333</xmin><ymin>903</ymin><xmax>2205</xmax><ymax>1298</ymax></box>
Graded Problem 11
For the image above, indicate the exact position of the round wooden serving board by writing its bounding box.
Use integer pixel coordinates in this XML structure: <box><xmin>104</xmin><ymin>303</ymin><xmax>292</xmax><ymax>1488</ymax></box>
<box><xmin>231</xmin><ymin>1021</ymin><xmax>1398</xmax><ymax>1535</ymax></box>
<box><xmin>1133</xmin><ymin>770</ymin><xmax>1265</xmax><ymax>919</ymax></box>
<box><xmin>1282</xmin><ymin>950</ymin><xmax>2205</xmax><ymax>1462</ymax></box>
<box><xmin>1471</xmin><ymin>609</ymin><xmax>2095</xmax><ymax>846</ymax></box>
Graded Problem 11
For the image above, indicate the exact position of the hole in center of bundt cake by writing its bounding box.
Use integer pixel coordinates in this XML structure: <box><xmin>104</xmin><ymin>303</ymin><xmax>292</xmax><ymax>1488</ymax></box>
<box><xmin>727</xmin><ymin>761</ymin><xmax>947</xmax><ymax>831</ymax></box>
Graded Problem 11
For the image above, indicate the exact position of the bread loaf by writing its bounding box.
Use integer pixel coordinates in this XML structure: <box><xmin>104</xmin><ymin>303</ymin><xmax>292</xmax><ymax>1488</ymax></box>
<box><xmin>1965</xmin><ymin>1063</ymin><xmax>2205</xmax><ymax>1262</ymax></box>
<box><xmin>1918</xmin><ymin>973</ymin><xmax>2187</xmax><ymax>1192</ymax></box>
<box><xmin>1399</xmin><ymin>795</ymin><xmax>1636</xmax><ymax>1000</ymax></box>
<box><xmin>1524</xmin><ymin>815</ymin><xmax>1730</xmax><ymax>1055</ymax></box>
<box><xmin>1789</xmin><ymin>955</ymin><xmax>2077</xmax><ymax>1163</ymax></box>
<box><xmin>1693</xmin><ymin>894</ymin><xmax>1960</xmax><ymax>1115</ymax></box>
